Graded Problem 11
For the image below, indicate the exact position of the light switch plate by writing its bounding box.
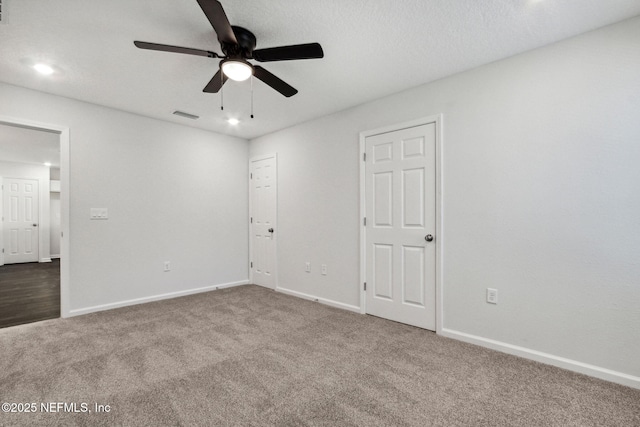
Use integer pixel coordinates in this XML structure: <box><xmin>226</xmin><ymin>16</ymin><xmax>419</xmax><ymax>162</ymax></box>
<box><xmin>487</xmin><ymin>288</ymin><xmax>498</xmax><ymax>304</ymax></box>
<box><xmin>90</xmin><ymin>208</ymin><xmax>108</xmax><ymax>220</ymax></box>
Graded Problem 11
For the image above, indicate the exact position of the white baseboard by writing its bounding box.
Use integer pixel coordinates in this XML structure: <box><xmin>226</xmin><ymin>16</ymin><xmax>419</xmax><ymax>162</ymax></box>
<box><xmin>441</xmin><ymin>328</ymin><xmax>640</xmax><ymax>390</ymax></box>
<box><xmin>50</xmin><ymin>255</ymin><xmax>60</xmax><ymax>259</ymax></box>
<box><xmin>40</xmin><ymin>258</ymin><xmax>52</xmax><ymax>263</ymax></box>
<box><xmin>68</xmin><ymin>280</ymin><xmax>249</xmax><ymax>317</ymax></box>
<box><xmin>276</xmin><ymin>286</ymin><xmax>361</xmax><ymax>313</ymax></box>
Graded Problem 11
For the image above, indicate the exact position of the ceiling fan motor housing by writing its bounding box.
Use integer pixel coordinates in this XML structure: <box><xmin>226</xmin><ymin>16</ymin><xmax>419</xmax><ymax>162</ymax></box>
<box><xmin>223</xmin><ymin>26</ymin><xmax>257</xmax><ymax>59</ymax></box>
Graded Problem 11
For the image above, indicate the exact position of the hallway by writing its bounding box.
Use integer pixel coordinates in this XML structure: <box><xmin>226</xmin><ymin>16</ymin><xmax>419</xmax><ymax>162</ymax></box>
<box><xmin>0</xmin><ymin>259</ymin><xmax>60</xmax><ymax>328</ymax></box>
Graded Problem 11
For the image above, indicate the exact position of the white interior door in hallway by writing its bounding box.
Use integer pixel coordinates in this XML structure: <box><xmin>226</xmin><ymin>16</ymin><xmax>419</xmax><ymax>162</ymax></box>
<box><xmin>250</xmin><ymin>155</ymin><xmax>277</xmax><ymax>289</ymax></box>
<box><xmin>364</xmin><ymin>123</ymin><xmax>436</xmax><ymax>330</ymax></box>
<box><xmin>2</xmin><ymin>177</ymin><xmax>40</xmax><ymax>264</ymax></box>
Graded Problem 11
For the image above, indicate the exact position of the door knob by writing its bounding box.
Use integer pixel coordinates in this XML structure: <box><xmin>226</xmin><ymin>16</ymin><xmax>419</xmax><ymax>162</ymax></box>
<box><xmin>268</xmin><ymin>228</ymin><xmax>274</xmax><ymax>233</ymax></box>
<box><xmin>425</xmin><ymin>234</ymin><xmax>434</xmax><ymax>242</ymax></box>
<box><xmin>33</xmin><ymin>224</ymin><xmax>38</xmax><ymax>227</ymax></box>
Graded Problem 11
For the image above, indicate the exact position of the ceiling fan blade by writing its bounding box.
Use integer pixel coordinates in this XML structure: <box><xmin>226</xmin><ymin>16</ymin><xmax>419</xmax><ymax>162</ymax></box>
<box><xmin>134</xmin><ymin>41</ymin><xmax>220</xmax><ymax>58</ymax></box>
<box><xmin>203</xmin><ymin>69</ymin><xmax>228</xmax><ymax>93</ymax></box>
<box><xmin>196</xmin><ymin>0</ymin><xmax>237</xmax><ymax>45</ymax></box>
<box><xmin>252</xmin><ymin>43</ymin><xmax>324</xmax><ymax>62</ymax></box>
<box><xmin>253</xmin><ymin>66</ymin><xmax>298</xmax><ymax>97</ymax></box>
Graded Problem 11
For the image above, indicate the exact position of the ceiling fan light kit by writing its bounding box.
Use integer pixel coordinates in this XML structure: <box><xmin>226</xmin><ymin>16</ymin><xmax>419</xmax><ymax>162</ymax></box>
<box><xmin>221</xmin><ymin>59</ymin><xmax>253</xmax><ymax>81</ymax></box>
<box><xmin>133</xmin><ymin>0</ymin><xmax>324</xmax><ymax>120</ymax></box>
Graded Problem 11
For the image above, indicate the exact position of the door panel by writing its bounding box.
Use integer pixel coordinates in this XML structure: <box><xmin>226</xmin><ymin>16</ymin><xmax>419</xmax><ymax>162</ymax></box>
<box><xmin>3</xmin><ymin>178</ymin><xmax>39</xmax><ymax>264</ymax></box>
<box><xmin>373</xmin><ymin>244</ymin><xmax>393</xmax><ymax>300</ymax></box>
<box><xmin>403</xmin><ymin>168</ymin><xmax>424</xmax><ymax>227</ymax></box>
<box><xmin>373</xmin><ymin>141</ymin><xmax>393</xmax><ymax>163</ymax></box>
<box><xmin>365</xmin><ymin>123</ymin><xmax>436</xmax><ymax>330</ymax></box>
<box><xmin>402</xmin><ymin>245</ymin><xmax>425</xmax><ymax>306</ymax></box>
<box><xmin>250</xmin><ymin>156</ymin><xmax>277</xmax><ymax>289</ymax></box>
<box><xmin>402</xmin><ymin>136</ymin><xmax>425</xmax><ymax>159</ymax></box>
<box><xmin>374</xmin><ymin>172</ymin><xmax>393</xmax><ymax>227</ymax></box>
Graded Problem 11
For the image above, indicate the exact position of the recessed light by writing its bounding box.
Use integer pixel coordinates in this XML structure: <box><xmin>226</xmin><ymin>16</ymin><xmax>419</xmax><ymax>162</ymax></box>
<box><xmin>34</xmin><ymin>63</ymin><xmax>54</xmax><ymax>75</ymax></box>
<box><xmin>227</xmin><ymin>118</ymin><xmax>240</xmax><ymax>125</ymax></box>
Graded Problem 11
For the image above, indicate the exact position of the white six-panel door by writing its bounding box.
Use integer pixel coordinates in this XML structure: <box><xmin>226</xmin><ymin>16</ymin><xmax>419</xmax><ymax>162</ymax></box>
<box><xmin>365</xmin><ymin>124</ymin><xmax>436</xmax><ymax>330</ymax></box>
<box><xmin>2</xmin><ymin>177</ymin><xmax>40</xmax><ymax>264</ymax></box>
<box><xmin>250</xmin><ymin>155</ymin><xmax>277</xmax><ymax>289</ymax></box>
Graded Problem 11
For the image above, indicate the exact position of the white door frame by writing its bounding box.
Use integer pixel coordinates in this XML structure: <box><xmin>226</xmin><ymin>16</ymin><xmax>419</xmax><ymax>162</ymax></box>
<box><xmin>0</xmin><ymin>177</ymin><xmax>2</xmax><ymax>267</ymax></box>
<box><xmin>359</xmin><ymin>115</ymin><xmax>444</xmax><ymax>333</ymax></box>
<box><xmin>0</xmin><ymin>115</ymin><xmax>71</xmax><ymax>318</ymax></box>
<box><xmin>248</xmin><ymin>153</ymin><xmax>278</xmax><ymax>289</ymax></box>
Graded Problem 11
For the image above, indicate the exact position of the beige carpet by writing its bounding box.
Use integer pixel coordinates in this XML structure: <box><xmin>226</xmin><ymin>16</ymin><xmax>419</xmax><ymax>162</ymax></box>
<box><xmin>0</xmin><ymin>285</ymin><xmax>638</xmax><ymax>426</ymax></box>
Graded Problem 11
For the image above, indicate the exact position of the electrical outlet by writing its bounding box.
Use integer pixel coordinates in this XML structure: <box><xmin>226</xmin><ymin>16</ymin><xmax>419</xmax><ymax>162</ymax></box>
<box><xmin>164</xmin><ymin>261</ymin><xmax>171</xmax><ymax>272</ymax></box>
<box><xmin>305</xmin><ymin>262</ymin><xmax>311</xmax><ymax>273</ymax></box>
<box><xmin>321</xmin><ymin>264</ymin><xmax>327</xmax><ymax>275</ymax></box>
<box><xmin>487</xmin><ymin>288</ymin><xmax>498</xmax><ymax>304</ymax></box>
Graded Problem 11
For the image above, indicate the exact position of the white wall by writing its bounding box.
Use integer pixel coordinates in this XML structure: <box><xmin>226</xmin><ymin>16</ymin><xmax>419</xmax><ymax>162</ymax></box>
<box><xmin>0</xmin><ymin>84</ymin><xmax>250</xmax><ymax>312</ymax></box>
<box><xmin>250</xmin><ymin>17</ymin><xmax>640</xmax><ymax>384</ymax></box>
<box><xmin>0</xmin><ymin>160</ymin><xmax>51</xmax><ymax>263</ymax></box>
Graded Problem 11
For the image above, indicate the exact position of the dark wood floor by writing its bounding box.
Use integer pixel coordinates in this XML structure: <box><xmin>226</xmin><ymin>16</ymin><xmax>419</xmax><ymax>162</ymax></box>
<box><xmin>0</xmin><ymin>259</ymin><xmax>60</xmax><ymax>328</ymax></box>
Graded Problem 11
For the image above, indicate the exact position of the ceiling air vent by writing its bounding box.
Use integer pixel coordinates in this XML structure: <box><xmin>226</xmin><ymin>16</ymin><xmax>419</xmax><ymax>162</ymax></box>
<box><xmin>172</xmin><ymin>110</ymin><xmax>199</xmax><ymax>120</ymax></box>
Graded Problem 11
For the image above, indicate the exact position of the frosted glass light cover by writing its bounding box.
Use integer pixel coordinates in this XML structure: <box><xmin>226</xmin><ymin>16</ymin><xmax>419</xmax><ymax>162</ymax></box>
<box><xmin>222</xmin><ymin>61</ymin><xmax>252</xmax><ymax>81</ymax></box>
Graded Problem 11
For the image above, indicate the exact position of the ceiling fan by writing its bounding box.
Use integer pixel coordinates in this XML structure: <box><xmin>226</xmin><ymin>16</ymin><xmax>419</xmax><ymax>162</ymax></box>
<box><xmin>134</xmin><ymin>0</ymin><xmax>324</xmax><ymax>97</ymax></box>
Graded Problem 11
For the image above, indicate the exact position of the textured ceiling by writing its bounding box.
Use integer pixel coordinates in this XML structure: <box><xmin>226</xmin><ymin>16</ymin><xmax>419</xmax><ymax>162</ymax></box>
<box><xmin>0</xmin><ymin>0</ymin><xmax>639</xmax><ymax>140</ymax></box>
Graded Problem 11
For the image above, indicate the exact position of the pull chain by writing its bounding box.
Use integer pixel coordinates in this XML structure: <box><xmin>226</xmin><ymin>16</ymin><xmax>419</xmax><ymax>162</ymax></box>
<box><xmin>220</xmin><ymin>72</ymin><xmax>224</xmax><ymax>111</ymax></box>
<box><xmin>250</xmin><ymin>75</ymin><xmax>254</xmax><ymax>119</ymax></box>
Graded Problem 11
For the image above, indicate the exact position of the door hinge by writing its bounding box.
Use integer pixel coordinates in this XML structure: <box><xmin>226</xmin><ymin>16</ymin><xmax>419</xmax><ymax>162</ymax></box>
<box><xmin>364</xmin><ymin>282</ymin><xmax>367</xmax><ymax>291</ymax></box>
<box><xmin>250</xmin><ymin>262</ymin><xmax>253</xmax><ymax>268</ymax></box>
<box><xmin>363</xmin><ymin>152</ymin><xmax>366</xmax><ymax>162</ymax></box>
<box><xmin>250</xmin><ymin>217</ymin><xmax>253</xmax><ymax>223</ymax></box>
<box><xmin>363</xmin><ymin>217</ymin><xmax>366</xmax><ymax>226</ymax></box>
<box><xmin>250</xmin><ymin>173</ymin><xmax>253</xmax><ymax>179</ymax></box>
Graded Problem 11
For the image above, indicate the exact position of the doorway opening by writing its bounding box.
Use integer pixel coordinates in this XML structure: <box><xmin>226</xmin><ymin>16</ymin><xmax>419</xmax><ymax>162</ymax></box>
<box><xmin>0</xmin><ymin>116</ymin><xmax>70</xmax><ymax>327</ymax></box>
